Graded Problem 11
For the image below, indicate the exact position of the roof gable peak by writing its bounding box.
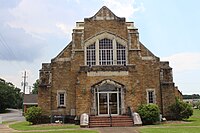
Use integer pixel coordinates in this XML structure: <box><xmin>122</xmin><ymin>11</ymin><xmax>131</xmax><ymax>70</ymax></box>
<box><xmin>87</xmin><ymin>6</ymin><xmax>125</xmax><ymax>21</ymax></box>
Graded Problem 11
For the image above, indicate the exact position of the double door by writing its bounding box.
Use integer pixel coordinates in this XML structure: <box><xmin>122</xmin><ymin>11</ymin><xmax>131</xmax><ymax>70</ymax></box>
<box><xmin>98</xmin><ymin>92</ymin><xmax>119</xmax><ymax>115</ymax></box>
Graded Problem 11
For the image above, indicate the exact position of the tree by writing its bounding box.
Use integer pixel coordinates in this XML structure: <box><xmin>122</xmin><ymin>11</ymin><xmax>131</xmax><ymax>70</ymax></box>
<box><xmin>183</xmin><ymin>94</ymin><xmax>200</xmax><ymax>99</ymax></box>
<box><xmin>32</xmin><ymin>79</ymin><xmax>39</xmax><ymax>94</ymax></box>
<box><xmin>170</xmin><ymin>98</ymin><xmax>193</xmax><ymax>120</ymax></box>
<box><xmin>0</xmin><ymin>78</ymin><xmax>22</xmax><ymax>112</ymax></box>
<box><xmin>137</xmin><ymin>104</ymin><xmax>160</xmax><ymax>125</ymax></box>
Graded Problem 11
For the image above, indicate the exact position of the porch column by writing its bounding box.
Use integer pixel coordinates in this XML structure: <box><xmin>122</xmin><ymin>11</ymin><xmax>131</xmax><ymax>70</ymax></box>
<box><xmin>121</xmin><ymin>87</ymin><xmax>125</xmax><ymax>114</ymax></box>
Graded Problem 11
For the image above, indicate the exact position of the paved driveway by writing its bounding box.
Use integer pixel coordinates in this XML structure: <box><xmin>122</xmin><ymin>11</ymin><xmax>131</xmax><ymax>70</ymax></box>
<box><xmin>0</xmin><ymin>108</ymin><xmax>25</xmax><ymax>122</ymax></box>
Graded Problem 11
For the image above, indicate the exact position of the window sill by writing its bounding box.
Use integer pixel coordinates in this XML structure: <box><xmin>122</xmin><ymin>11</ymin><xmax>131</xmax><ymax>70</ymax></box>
<box><xmin>57</xmin><ymin>106</ymin><xmax>66</xmax><ymax>108</ymax></box>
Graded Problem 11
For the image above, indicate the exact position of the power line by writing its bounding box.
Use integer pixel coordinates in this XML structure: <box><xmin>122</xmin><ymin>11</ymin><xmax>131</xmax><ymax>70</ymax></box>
<box><xmin>0</xmin><ymin>33</ymin><xmax>24</xmax><ymax>70</ymax></box>
<box><xmin>0</xmin><ymin>33</ymin><xmax>18</xmax><ymax>60</ymax></box>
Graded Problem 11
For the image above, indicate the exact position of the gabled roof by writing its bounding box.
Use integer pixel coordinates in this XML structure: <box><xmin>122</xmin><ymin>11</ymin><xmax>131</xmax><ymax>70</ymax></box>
<box><xmin>52</xmin><ymin>41</ymin><xmax>72</xmax><ymax>61</ymax></box>
<box><xmin>23</xmin><ymin>94</ymin><xmax>38</xmax><ymax>105</ymax></box>
<box><xmin>86</xmin><ymin>6</ymin><xmax>125</xmax><ymax>21</ymax></box>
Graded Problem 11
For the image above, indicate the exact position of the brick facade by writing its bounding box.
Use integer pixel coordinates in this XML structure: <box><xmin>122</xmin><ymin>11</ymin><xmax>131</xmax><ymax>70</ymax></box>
<box><xmin>38</xmin><ymin>6</ymin><xmax>182</xmax><ymax>118</ymax></box>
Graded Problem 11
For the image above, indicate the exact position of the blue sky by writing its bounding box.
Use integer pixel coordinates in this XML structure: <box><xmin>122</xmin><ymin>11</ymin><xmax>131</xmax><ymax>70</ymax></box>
<box><xmin>0</xmin><ymin>0</ymin><xmax>199</xmax><ymax>94</ymax></box>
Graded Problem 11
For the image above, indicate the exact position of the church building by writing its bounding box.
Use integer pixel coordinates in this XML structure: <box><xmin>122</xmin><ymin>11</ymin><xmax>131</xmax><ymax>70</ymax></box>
<box><xmin>38</xmin><ymin>6</ymin><xmax>182</xmax><ymax>126</ymax></box>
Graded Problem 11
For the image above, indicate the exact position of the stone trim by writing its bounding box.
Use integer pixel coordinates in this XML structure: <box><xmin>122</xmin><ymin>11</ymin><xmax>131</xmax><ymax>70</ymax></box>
<box><xmin>87</xmin><ymin>71</ymin><xmax>128</xmax><ymax>76</ymax></box>
<box><xmin>57</xmin><ymin>90</ymin><xmax>67</xmax><ymax>108</ymax></box>
<box><xmin>129</xmin><ymin>49</ymin><xmax>141</xmax><ymax>51</ymax></box>
<box><xmin>74</xmin><ymin>49</ymin><xmax>84</xmax><ymax>52</ymax></box>
<box><xmin>23</xmin><ymin>103</ymin><xmax>38</xmax><ymax>105</ymax></box>
<box><xmin>79</xmin><ymin>65</ymin><xmax>135</xmax><ymax>72</ymax></box>
<box><xmin>142</xmin><ymin>56</ymin><xmax>155</xmax><ymax>60</ymax></box>
<box><xmin>86</xmin><ymin>6</ymin><xmax>125</xmax><ymax>21</ymax></box>
<box><xmin>84</xmin><ymin>31</ymin><xmax>127</xmax><ymax>47</ymax></box>
<box><xmin>54</xmin><ymin>58</ymin><xmax>71</xmax><ymax>62</ymax></box>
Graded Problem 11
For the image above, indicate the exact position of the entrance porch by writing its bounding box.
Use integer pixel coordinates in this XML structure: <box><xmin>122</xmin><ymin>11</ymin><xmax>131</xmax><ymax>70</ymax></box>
<box><xmin>90</xmin><ymin>79</ymin><xmax>126</xmax><ymax>116</ymax></box>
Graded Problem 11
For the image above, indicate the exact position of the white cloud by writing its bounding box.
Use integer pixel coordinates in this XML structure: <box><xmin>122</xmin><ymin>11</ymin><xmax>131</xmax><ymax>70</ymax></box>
<box><xmin>56</xmin><ymin>23</ymin><xmax>72</xmax><ymax>35</ymax></box>
<box><xmin>102</xmin><ymin>0</ymin><xmax>145</xmax><ymax>20</ymax></box>
<box><xmin>7</xmin><ymin>0</ymin><xmax>74</xmax><ymax>38</ymax></box>
<box><xmin>161</xmin><ymin>52</ymin><xmax>200</xmax><ymax>72</ymax></box>
<box><xmin>8</xmin><ymin>0</ymin><xmax>52</xmax><ymax>34</ymax></box>
<box><xmin>75</xmin><ymin>0</ymin><xmax>80</xmax><ymax>4</ymax></box>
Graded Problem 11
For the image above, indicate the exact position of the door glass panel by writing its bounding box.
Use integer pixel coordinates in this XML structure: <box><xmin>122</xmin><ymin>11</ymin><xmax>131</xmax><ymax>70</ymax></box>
<box><xmin>99</xmin><ymin>93</ymin><xmax>108</xmax><ymax>114</ymax></box>
<box><xmin>109</xmin><ymin>93</ymin><xmax>118</xmax><ymax>114</ymax></box>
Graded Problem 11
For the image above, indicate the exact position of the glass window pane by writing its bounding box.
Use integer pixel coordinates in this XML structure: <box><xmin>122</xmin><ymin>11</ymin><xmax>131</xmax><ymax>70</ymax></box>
<box><xmin>99</xmin><ymin>38</ymin><xmax>113</xmax><ymax>65</ymax></box>
<box><xmin>59</xmin><ymin>93</ymin><xmax>65</xmax><ymax>105</ymax></box>
<box><xmin>116</xmin><ymin>43</ymin><xmax>126</xmax><ymax>65</ymax></box>
<box><xmin>86</xmin><ymin>43</ymin><xmax>96</xmax><ymax>66</ymax></box>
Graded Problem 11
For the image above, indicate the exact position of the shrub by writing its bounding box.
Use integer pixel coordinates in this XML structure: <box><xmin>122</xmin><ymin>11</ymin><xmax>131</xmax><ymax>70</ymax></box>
<box><xmin>193</xmin><ymin>101</ymin><xmax>200</xmax><ymax>109</ymax></box>
<box><xmin>170</xmin><ymin>98</ymin><xmax>193</xmax><ymax>120</ymax></box>
<box><xmin>137</xmin><ymin>104</ymin><xmax>160</xmax><ymax>125</ymax></box>
<box><xmin>25</xmin><ymin>106</ymin><xmax>42</xmax><ymax>125</ymax></box>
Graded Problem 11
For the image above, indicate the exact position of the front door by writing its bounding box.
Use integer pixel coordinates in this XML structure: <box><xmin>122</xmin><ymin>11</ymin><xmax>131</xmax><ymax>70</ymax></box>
<box><xmin>98</xmin><ymin>92</ymin><xmax>119</xmax><ymax>115</ymax></box>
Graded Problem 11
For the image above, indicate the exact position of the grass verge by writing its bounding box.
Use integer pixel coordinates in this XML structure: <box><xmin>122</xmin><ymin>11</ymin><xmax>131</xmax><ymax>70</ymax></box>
<box><xmin>10</xmin><ymin>121</ymin><xmax>98</xmax><ymax>133</ymax></box>
<box><xmin>17</xmin><ymin>130</ymin><xmax>98</xmax><ymax>133</ymax></box>
<box><xmin>139</xmin><ymin>109</ymin><xmax>200</xmax><ymax>133</ymax></box>
<box><xmin>9</xmin><ymin>121</ymin><xmax>79</xmax><ymax>131</ymax></box>
<box><xmin>140</xmin><ymin>127</ymin><xmax>200</xmax><ymax>133</ymax></box>
<box><xmin>2</xmin><ymin>120</ymin><xmax>16</xmax><ymax>124</ymax></box>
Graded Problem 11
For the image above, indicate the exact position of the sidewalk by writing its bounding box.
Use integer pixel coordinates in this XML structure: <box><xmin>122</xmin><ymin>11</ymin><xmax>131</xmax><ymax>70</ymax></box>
<box><xmin>95</xmin><ymin>127</ymin><xmax>139</xmax><ymax>133</ymax></box>
<box><xmin>0</xmin><ymin>123</ymin><xmax>16</xmax><ymax>133</ymax></box>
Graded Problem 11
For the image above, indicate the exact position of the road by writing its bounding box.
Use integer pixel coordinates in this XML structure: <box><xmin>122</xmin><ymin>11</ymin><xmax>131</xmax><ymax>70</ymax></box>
<box><xmin>0</xmin><ymin>108</ymin><xmax>25</xmax><ymax>122</ymax></box>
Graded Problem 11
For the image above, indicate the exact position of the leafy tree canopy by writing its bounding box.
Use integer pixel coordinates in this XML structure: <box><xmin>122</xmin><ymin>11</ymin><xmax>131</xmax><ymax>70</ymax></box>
<box><xmin>0</xmin><ymin>78</ymin><xmax>22</xmax><ymax>112</ymax></box>
<box><xmin>183</xmin><ymin>94</ymin><xmax>200</xmax><ymax>99</ymax></box>
<box><xmin>32</xmin><ymin>79</ymin><xmax>39</xmax><ymax>94</ymax></box>
<box><xmin>170</xmin><ymin>98</ymin><xmax>193</xmax><ymax>120</ymax></box>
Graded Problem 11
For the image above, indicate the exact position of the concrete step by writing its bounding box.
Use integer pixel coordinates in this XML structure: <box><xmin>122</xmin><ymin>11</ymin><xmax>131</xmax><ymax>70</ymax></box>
<box><xmin>89</xmin><ymin>115</ymin><xmax>134</xmax><ymax>128</ymax></box>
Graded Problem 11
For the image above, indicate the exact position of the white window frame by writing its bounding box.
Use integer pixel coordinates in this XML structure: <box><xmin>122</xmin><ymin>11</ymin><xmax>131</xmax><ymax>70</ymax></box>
<box><xmin>146</xmin><ymin>89</ymin><xmax>156</xmax><ymax>104</ymax></box>
<box><xmin>84</xmin><ymin>33</ymin><xmax>127</xmax><ymax>66</ymax></box>
<box><xmin>116</xmin><ymin>42</ymin><xmax>126</xmax><ymax>65</ymax></box>
<box><xmin>57</xmin><ymin>90</ymin><xmax>66</xmax><ymax>107</ymax></box>
<box><xmin>86</xmin><ymin>43</ymin><xmax>96</xmax><ymax>66</ymax></box>
<box><xmin>99</xmin><ymin>38</ymin><xmax>114</xmax><ymax>65</ymax></box>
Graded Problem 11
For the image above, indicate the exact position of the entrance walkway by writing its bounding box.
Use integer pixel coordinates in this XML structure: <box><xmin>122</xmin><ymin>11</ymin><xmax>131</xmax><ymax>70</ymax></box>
<box><xmin>0</xmin><ymin>123</ymin><xmax>16</xmax><ymax>133</ymax></box>
<box><xmin>95</xmin><ymin>127</ymin><xmax>139</xmax><ymax>133</ymax></box>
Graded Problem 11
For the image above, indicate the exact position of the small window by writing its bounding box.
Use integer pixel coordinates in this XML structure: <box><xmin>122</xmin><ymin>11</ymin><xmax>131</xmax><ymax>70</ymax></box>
<box><xmin>57</xmin><ymin>91</ymin><xmax>66</xmax><ymax>107</ymax></box>
<box><xmin>147</xmin><ymin>89</ymin><xmax>155</xmax><ymax>104</ymax></box>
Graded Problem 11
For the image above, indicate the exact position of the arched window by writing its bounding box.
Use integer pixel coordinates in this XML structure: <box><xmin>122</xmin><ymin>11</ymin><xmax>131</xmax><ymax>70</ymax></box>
<box><xmin>99</xmin><ymin>39</ymin><xmax>113</xmax><ymax>65</ymax></box>
<box><xmin>86</xmin><ymin>38</ymin><xmax>127</xmax><ymax>66</ymax></box>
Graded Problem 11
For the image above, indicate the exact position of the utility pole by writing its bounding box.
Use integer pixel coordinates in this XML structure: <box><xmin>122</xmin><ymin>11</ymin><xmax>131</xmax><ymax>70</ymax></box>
<box><xmin>22</xmin><ymin>71</ymin><xmax>27</xmax><ymax>94</ymax></box>
<box><xmin>22</xmin><ymin>71</ymin><xmax>28</xmax><ymax>115</ymax></box>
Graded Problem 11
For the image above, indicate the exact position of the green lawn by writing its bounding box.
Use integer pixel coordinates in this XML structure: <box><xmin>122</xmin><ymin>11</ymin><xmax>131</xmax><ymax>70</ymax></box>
<box><xmin>9</xmin><ymin>121</ymin><xmax>98</xmax><ymax>133</ymax></box>
<box><xmin>17</xmin><ymin>130</ymin><xmax>98</xmax><ymax>133</ymax></box>
<box><xmin>2</xmin><ymin>120</ymin><xmax>16</xmax><ymax>124</ymax></box>
<box><xmin>10</xmin><ymin>109</ymin><xmax>200</xmax><ymax>133</ymax></box>
<box><xmin>139</xmin><ymin>109</ymin><xmax>200</xmax><ymax>133</ymax></box>
<box><xmin>140</xmin><ymin>127</ymin><xmax>200</xmax><ymax>133</ymax></box>
<box><xmin>162</xmin><ymin>109</ymin><xmax>200</xmax><ymax>126</ymax></box>
<box><xmin>10</xmin><ymin>121</ymin><xmax>79</xmax><ymax>130</ymax></box>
